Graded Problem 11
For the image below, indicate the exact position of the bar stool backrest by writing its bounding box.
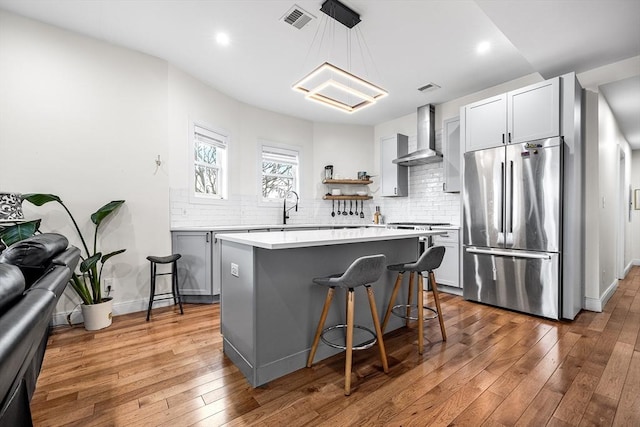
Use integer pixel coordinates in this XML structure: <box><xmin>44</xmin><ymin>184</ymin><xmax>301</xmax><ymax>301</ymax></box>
<box><xmin>413</xmin><ymin>245</ymin><xmax>445</xmax><ymax>272</ymax></box>
<box><xmin>335</xmin><ymin>254</ymin><xmax>387</xmax><ymax>288</ymax></box>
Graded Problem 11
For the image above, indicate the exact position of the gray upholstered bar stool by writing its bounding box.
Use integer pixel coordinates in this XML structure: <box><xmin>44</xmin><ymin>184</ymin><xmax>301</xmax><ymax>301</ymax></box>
<box><xmin>381</xmin><ymin>246</ymin><xmax>447</xmax><ymax>354</ymax></box>
<box><xmin>307</xmin><ymin>254</ymin><xmax>389</xmax><ymax>396</ymax></box>
<box><xmin>146</xmin><ymin>254</ymin><xmax>184</xmax><ymax>321</ymax></box>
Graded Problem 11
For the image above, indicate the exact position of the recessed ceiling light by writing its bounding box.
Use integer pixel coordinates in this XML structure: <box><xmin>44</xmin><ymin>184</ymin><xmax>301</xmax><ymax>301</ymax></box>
<box><xmin>216</xmin><ymin>32</ymin><xmax>230</xmax><ymax>46</ymax></box>
<box><xmin>477</xmin><ymin>41</ymin><xmax>491</xmax><ymax>55</ymax></box>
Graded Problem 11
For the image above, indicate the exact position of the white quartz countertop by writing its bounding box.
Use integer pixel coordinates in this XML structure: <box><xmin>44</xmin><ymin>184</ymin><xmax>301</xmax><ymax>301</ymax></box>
<box><xmin>171</xmin><ymin>224</ymin><xmax>386</xmax><ymax>232</ymax></box>
<box><xmin>216</xmin><ymin>228</ymin><xmax>445</xmax><ymax>250</ymax></box>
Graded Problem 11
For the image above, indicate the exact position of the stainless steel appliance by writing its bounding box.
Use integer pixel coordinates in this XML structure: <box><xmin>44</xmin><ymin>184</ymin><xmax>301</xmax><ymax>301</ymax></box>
<box><xmin>463</xmin><ymin>137</ymin><xmax>562</xmax><ymax>319</ymax></box>
<box><xmin>387</xmin><ymin>222</ymin><xmax>450</xmax><ymax>253</ymax></box>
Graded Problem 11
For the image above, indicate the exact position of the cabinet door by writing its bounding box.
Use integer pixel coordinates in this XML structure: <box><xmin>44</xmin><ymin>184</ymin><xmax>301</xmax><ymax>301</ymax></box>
<box><xmin>380</xmin><ymin>134</ymin><xmax>408</xmax><ymax>197</ymax></box>
<box><xmin>442</xmin><ymin>117</ymin><xmax>460</xmax><ymax>193</ymax></box>
<box><xmin>171</xmin><ymin>231</ymin><xmax>212</xmax><ymax>297</ymax></box>
<box><xmin>508</xmin><ymin>77</ymin><xmax>559</xmax><ymax>143</ymax></box>
<box><xmin>464</xmin><ymin>94</ymin><xmax>507</xmax><ymax>152</ymax></box>
<box><xmin>432</xmin><ymin>229</ymin><xmax>460</xmax><ymax>288</ymax></box>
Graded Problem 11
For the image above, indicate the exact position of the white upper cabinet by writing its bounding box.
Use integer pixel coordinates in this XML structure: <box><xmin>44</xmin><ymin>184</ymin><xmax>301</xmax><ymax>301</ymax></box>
<box><xmin>463</xmin><ymin>77</ymin><xmax>560</xmax><ymax>152</ymax></box>
<box><xmin>442</xmin><ymin>116</ymin><xmax>460</xmax><ymax>193</ymax></box>
<box><xmin>464</xmin><ymin>94</ymin><xmax>507</xmax><ymax>152</ymax></box>
<box><xmin>508</xmin><ymin>77</ymin><xmax>560</xmax><ymax>143</ymax></box>
<box><xmin>380</xmin><ymin>134</ymin><xmax>408</xmax><ymax>197</ymax></box>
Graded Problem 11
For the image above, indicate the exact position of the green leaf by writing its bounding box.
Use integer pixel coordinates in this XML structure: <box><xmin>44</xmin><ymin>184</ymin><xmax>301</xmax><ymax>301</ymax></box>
<box><xmin>0</xmin><ymin>219</ymin><xmax>41</xmax><ymax>246</ymax></box>
<box><xmin>22</xmin><ymin>193</ymin><xmax>62</xmax><ymax>206</ymax></box>
<box><xmin>101</xmin><ymin>249</ymin><xmax>126</xmax><ymax>264</ymax></box>
<box><xmin>91</xmin><ymin>200</ymin><xmax>125</xmax><ymax>226</ymax></box>
<box><xmin>80</xmin><ymin>253</ymin><xmax>102</xmax><ymax>273</ymax></box>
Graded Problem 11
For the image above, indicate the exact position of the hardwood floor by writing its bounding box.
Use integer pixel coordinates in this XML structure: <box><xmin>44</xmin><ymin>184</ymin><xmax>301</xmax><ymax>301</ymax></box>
<box><xmin>32</xmin><ymin>267</ymin><xmax>640</xmax><ymax>426</ymax></box>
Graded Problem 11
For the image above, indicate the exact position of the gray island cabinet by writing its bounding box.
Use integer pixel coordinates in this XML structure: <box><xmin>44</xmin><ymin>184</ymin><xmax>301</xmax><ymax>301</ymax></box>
<box><xmin>216</xmin><ymin>228</ymin><xmax>444</xmax><ymax>387</ymax></box>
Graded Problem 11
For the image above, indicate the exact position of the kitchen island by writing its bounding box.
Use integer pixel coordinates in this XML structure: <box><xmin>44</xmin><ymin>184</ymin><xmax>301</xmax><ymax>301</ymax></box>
<box><xmin>216</xmin><ymin>227</ymin><xmax>444</xmax><ymax>387</ymax></box>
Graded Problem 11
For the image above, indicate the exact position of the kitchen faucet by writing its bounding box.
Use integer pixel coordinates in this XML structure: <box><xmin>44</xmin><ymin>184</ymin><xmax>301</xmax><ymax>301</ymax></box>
<box><xmin>283</xmin><ymin>190</ymin><xmax>299</xmax><ymax>225</ymax></box>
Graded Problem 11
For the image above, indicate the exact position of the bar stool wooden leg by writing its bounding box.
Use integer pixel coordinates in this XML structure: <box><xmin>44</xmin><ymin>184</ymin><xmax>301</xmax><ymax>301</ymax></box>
<box><xmin>307</xmin><ymin>287</ymin><xmax>335</xmax><ymax>367</ymax></box>
<box><xmin>146</xmin><ymin>262</ymin><xmax>156</xmax><ymax>321</ymax></box>
<box><xmin>344</xmin><ymin>289</ymin><xmax>355</xmax><ymax>396</ymax></box>
<box><xmin>366</xmin><ymin>286</ymin><xmax>388</xmax><ymax>373</ymax></box>
<box><xmin>429</xmin><ymin>271</ymin><xmax>447</xmax><ymax>341</ymax></box>
<box><xmin>406</xmin><ymin>272</ymin><xmax>415</xmax><ymax>327</ymax></box>
<box><xmin>382</xmin><ymin>272</ymin><xmax>403</xmax><ymax>332</ymax></box>
<box><xmin>417</xmin><ymin>273</ymin><xmax>425</xmax><ymax>354</ymax></box>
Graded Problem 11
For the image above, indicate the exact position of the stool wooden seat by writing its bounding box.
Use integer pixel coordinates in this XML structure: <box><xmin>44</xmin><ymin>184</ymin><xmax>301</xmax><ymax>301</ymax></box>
<box><xmin>382</xmin><ymin>246</ymin><xmax>447</xmax><ymax>354</ymax></box>
<box><xmin>307</xmin><ymin>254</ymin><xmax>389</xmax><ymax>395</ymax></box>
<box><xmin>146</xmin><ymin>254</ymin><xmax>184</xmax><ymax>321</ymax></box>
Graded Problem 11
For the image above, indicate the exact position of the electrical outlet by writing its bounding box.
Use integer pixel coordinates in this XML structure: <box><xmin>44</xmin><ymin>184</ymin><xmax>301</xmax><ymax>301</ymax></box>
<box><xmin>103</xmin><ymin>278</ymin><xmax>114</xmax><ymax>294</ymax></box>
<box><xmin>230</xmin><ymin>263</ymin><xmax>239</xmax><ymax>277</ymax></box>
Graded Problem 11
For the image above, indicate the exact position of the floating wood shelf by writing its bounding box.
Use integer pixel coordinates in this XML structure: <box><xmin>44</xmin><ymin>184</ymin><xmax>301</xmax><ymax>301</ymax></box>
<box><xmin>323</xmin><ymin>195</ymin><xmax>372</xmax><ymax>200</ymax></box>
<box><xmin>322</xmin><ymin>179</ymin><xmax>372</xmax><ymax>185</ymax></box>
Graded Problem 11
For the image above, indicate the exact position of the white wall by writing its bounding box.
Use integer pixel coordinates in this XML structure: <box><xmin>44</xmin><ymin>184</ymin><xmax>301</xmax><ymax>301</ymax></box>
<box><xmin>167</xmin><ymin>66</ymin><xmax>376</xmax><ymax>228</ymax></box>
<box><xmin>592</xmin><ymin>92</ymin><xmax>633</xmax><ymax>309</ymax></box>
<box><xmin>583</xmin><ymin>90</ymin><xmax>600</xmax><ymax>305</ymax></box>
<box><xmin>0</xmin><ymin>11</ymin><xmax>170</xmax><ymax>320</ymax></box>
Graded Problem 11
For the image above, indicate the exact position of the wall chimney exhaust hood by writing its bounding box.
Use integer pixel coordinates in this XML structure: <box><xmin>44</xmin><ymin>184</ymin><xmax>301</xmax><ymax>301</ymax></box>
<box><xmin>393</xmin><ymin>104</ymin><xmax>443</xmax><ymax>166</ymax></box>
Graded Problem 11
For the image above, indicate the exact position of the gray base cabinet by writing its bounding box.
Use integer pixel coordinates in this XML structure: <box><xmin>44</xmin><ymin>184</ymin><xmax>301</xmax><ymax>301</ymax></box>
<box><xmin>171</xmin><ymin>231</ymin><xmax>216</xmax><ymax>303</ymax></box>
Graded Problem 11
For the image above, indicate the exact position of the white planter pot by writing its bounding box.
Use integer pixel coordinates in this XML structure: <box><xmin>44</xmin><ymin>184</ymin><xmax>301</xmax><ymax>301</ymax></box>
<box><xmin>81</xmin><ymin>298</ymin><xmax>113</xmax><ymax>330</ymax></box>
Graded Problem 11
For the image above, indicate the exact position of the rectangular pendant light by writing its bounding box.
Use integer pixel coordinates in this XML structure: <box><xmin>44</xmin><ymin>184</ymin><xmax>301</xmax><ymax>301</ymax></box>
<box><xmin>292</xmin><ymin>62</ymin><xmax>387</xmax><ymax>114</ymax></box>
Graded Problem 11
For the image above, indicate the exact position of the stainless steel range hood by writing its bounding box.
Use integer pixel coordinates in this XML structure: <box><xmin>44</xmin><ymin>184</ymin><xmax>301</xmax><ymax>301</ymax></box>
<box><xmin>393</xmin><ymin>104</ymin><xmax>443</xmax><ymax>166</ymax></box>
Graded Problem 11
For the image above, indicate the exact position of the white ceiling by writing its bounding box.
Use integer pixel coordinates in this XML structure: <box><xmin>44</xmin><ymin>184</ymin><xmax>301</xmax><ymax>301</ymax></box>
<box><xmin>1</xmin><ymin>0</ymin><xmax>639</xmax><ymax>147</ymax></box>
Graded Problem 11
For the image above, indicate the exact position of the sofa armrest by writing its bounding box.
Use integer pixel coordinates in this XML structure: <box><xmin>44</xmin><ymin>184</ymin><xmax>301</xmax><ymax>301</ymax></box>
<box><xmin>0</xmin><ymin>289</ymin><xmax>56</xmax><ymax>412</ymax></box>
<box><xmin>0</xmin><ymin>264</ymin><xmax>25</xmax><ymax>314</ymax></box>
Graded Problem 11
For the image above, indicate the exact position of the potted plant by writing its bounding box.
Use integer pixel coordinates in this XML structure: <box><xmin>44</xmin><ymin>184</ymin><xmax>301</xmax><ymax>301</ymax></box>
<box><xmin>23</xmin><ymin>194</ymin><xmax>125</xmax><ymax>330</ymax></box>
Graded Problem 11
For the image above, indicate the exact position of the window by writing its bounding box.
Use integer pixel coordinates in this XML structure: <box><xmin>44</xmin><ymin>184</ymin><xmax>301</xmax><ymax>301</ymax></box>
<box><xmin>261</xmin><ymin>145</ymin><xmax>299</xmax><ymax>200</ymax></box>
<box><xmin>193</xmin><ymin>124</ymin><xmax>227</xmax><ymax>199</ymax></box>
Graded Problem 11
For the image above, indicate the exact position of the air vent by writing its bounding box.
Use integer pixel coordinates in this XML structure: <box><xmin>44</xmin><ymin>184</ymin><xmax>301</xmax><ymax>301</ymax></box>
<box><xmin>418</xmin><ymin>82</ymin><xmax>441</xmax><ymax>92</ymax></box>
<box><xmin>282</xmin><ymin>5</ymin><xmax>315</xmax><ymax>29</ymax></box>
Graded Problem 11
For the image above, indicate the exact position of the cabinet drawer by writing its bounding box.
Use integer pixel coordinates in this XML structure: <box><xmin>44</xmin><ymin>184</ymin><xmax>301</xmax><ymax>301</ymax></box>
<box><xmin>432</xmin><ymin>229</ymin><xmax>459</xmax><ymax>244</ymax></box>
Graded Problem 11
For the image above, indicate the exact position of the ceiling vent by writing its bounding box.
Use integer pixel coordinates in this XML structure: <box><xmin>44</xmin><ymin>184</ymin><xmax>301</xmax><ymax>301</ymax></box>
<box><xmin>418</xmin><ymin>82</ymin><xmax>441</xmax><ymax>93</ymax></box>
<box><xmin>282</xmin><ymin>5</ymin><xmax>316</xmax><ymax>29</ymax></box>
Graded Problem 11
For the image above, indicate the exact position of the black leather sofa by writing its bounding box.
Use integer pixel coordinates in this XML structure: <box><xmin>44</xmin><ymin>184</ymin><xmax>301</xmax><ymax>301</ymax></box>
<box><xmin>0</xmin><ymin>233</ymin><xmax>80</xmax><ymax>426</ymax></box>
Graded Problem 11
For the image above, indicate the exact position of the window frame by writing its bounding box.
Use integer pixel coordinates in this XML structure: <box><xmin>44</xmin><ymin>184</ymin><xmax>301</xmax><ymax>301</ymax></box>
<box><xmin>258</xmin><ymin>141</ymin><xmax>301</xmax><ymax>204</ymax></box>
<box><xmin>189</xmin><ymin>121</ymin><xmax>229</xmax><ymax>203</ymax></box>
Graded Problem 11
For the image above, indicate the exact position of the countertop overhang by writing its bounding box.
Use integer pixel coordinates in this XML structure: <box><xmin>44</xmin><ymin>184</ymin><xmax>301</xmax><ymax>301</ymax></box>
<box><xmin>216</xmin><ymin>228</ymin><xmax>445</xmax><ymax>250</ymax></box>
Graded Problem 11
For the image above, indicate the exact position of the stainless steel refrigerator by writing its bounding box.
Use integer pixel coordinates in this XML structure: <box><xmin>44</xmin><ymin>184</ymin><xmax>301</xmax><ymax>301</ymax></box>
<box><xmin>462</xmin><ymin>137</ymin><xmax>562</xmax><ymax>319</ymax></box>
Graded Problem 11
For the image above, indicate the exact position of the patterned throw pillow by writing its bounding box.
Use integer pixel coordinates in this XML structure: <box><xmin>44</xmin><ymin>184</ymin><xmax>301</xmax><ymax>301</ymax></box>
<box><xmin>0</xmin><ymin>193</ymin><xmax>24</xmax><ymax>220</ymax></box>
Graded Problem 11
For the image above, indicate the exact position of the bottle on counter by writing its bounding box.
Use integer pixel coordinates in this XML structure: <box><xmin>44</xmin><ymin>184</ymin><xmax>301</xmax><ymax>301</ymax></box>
<box><xmin>373</xmin><ymin>206</ymin><xmax>381</xmax><ymax>224</ymax></box>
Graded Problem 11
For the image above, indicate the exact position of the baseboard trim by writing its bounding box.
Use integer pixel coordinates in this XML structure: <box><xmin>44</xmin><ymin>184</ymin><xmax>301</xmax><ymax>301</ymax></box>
<box><xmin>51</xmin><ymin>298</ymin><xmax>175</xmax><ymax>327</ymax></box>
<box><xmin>583</xmin><ymin>279</ymin><xmax>618</xmax><ymax>312</ymax></box>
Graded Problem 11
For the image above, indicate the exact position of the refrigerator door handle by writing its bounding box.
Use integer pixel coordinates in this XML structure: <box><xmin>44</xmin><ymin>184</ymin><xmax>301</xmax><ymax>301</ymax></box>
<box><xmin>500</xmin><ymin>161</ymin><xmax>505</xmax><ymax>234</ymax></box>
<box><xmin>465</xmin><ymin>247</ymin><xmax>552</xmax><ymax>260</ymax></box>
<box><xmin>509</xmin><ymin>160</ymin><xmax>514</xmax><ymax>233</ymax></box>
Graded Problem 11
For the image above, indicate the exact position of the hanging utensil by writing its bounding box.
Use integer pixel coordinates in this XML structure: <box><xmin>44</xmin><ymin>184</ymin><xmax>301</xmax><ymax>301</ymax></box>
<box><xmin>349</xmin><ymin>200</ymin><xmax>353</xmax><ymax>215</ymax></box>
<box><xmin>360</xmin><ymin>200</ymin><xmax>365</xmax><ymax>218</ymax></box>
<box><xmin>342</xmin><ymin>201</ymin><xmax>348</xmax><ymax>215</ymax></box>
<box><xmin>331</xmin><ymin>199</ymin><xmax>335</xmax><ymax>217</ymax></box>
<box><xmin>337</xmin><ymin>200</ymin><xmax>341</xmax><ymax>215</ymax></box>
<box><xmin>354</xmin><ymin>200</ymin><xmax>359</xmax><ymax>216</ymax></box>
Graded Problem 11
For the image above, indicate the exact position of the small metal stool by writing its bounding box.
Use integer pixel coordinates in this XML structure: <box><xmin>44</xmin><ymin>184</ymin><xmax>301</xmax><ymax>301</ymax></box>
<box><xmin>382</xmin><ymin>246</ymin><xmax>447</xmax><ymax>354</ymax></box>
<box><xmin>146</xmin><ymin>254</ymin><xmax>184</xmax><ymax>321</ymax></box>
<box><xmin>307</xmin><ymin>254</ymin><xmax>389</xmax><ymax>396</ymax></box>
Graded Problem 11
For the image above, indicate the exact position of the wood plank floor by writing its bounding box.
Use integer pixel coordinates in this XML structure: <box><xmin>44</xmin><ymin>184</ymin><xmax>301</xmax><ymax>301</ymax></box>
<box><xmin>31</xmin><ymin>267</ymin><xmax>640</xmax><ymax>426</ymax></box>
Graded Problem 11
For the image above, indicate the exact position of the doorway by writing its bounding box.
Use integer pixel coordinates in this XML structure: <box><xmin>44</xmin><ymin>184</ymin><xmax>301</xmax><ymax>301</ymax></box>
<box><xmin>617</xmin><ymin>148</ymin><xmax>626</xmax><ymax>279</ymax></box>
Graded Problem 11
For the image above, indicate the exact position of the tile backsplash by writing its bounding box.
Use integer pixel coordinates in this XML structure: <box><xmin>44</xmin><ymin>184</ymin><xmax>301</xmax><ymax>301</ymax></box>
<box><xmin>170</xmin><ymin>134</ymin><xmax>461</xmax><ymax>228</ymax></box>
<box><xmin>171</xmin><ymin>168</ymin><xmax>459</xmax><ymax>228</ymax></box>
